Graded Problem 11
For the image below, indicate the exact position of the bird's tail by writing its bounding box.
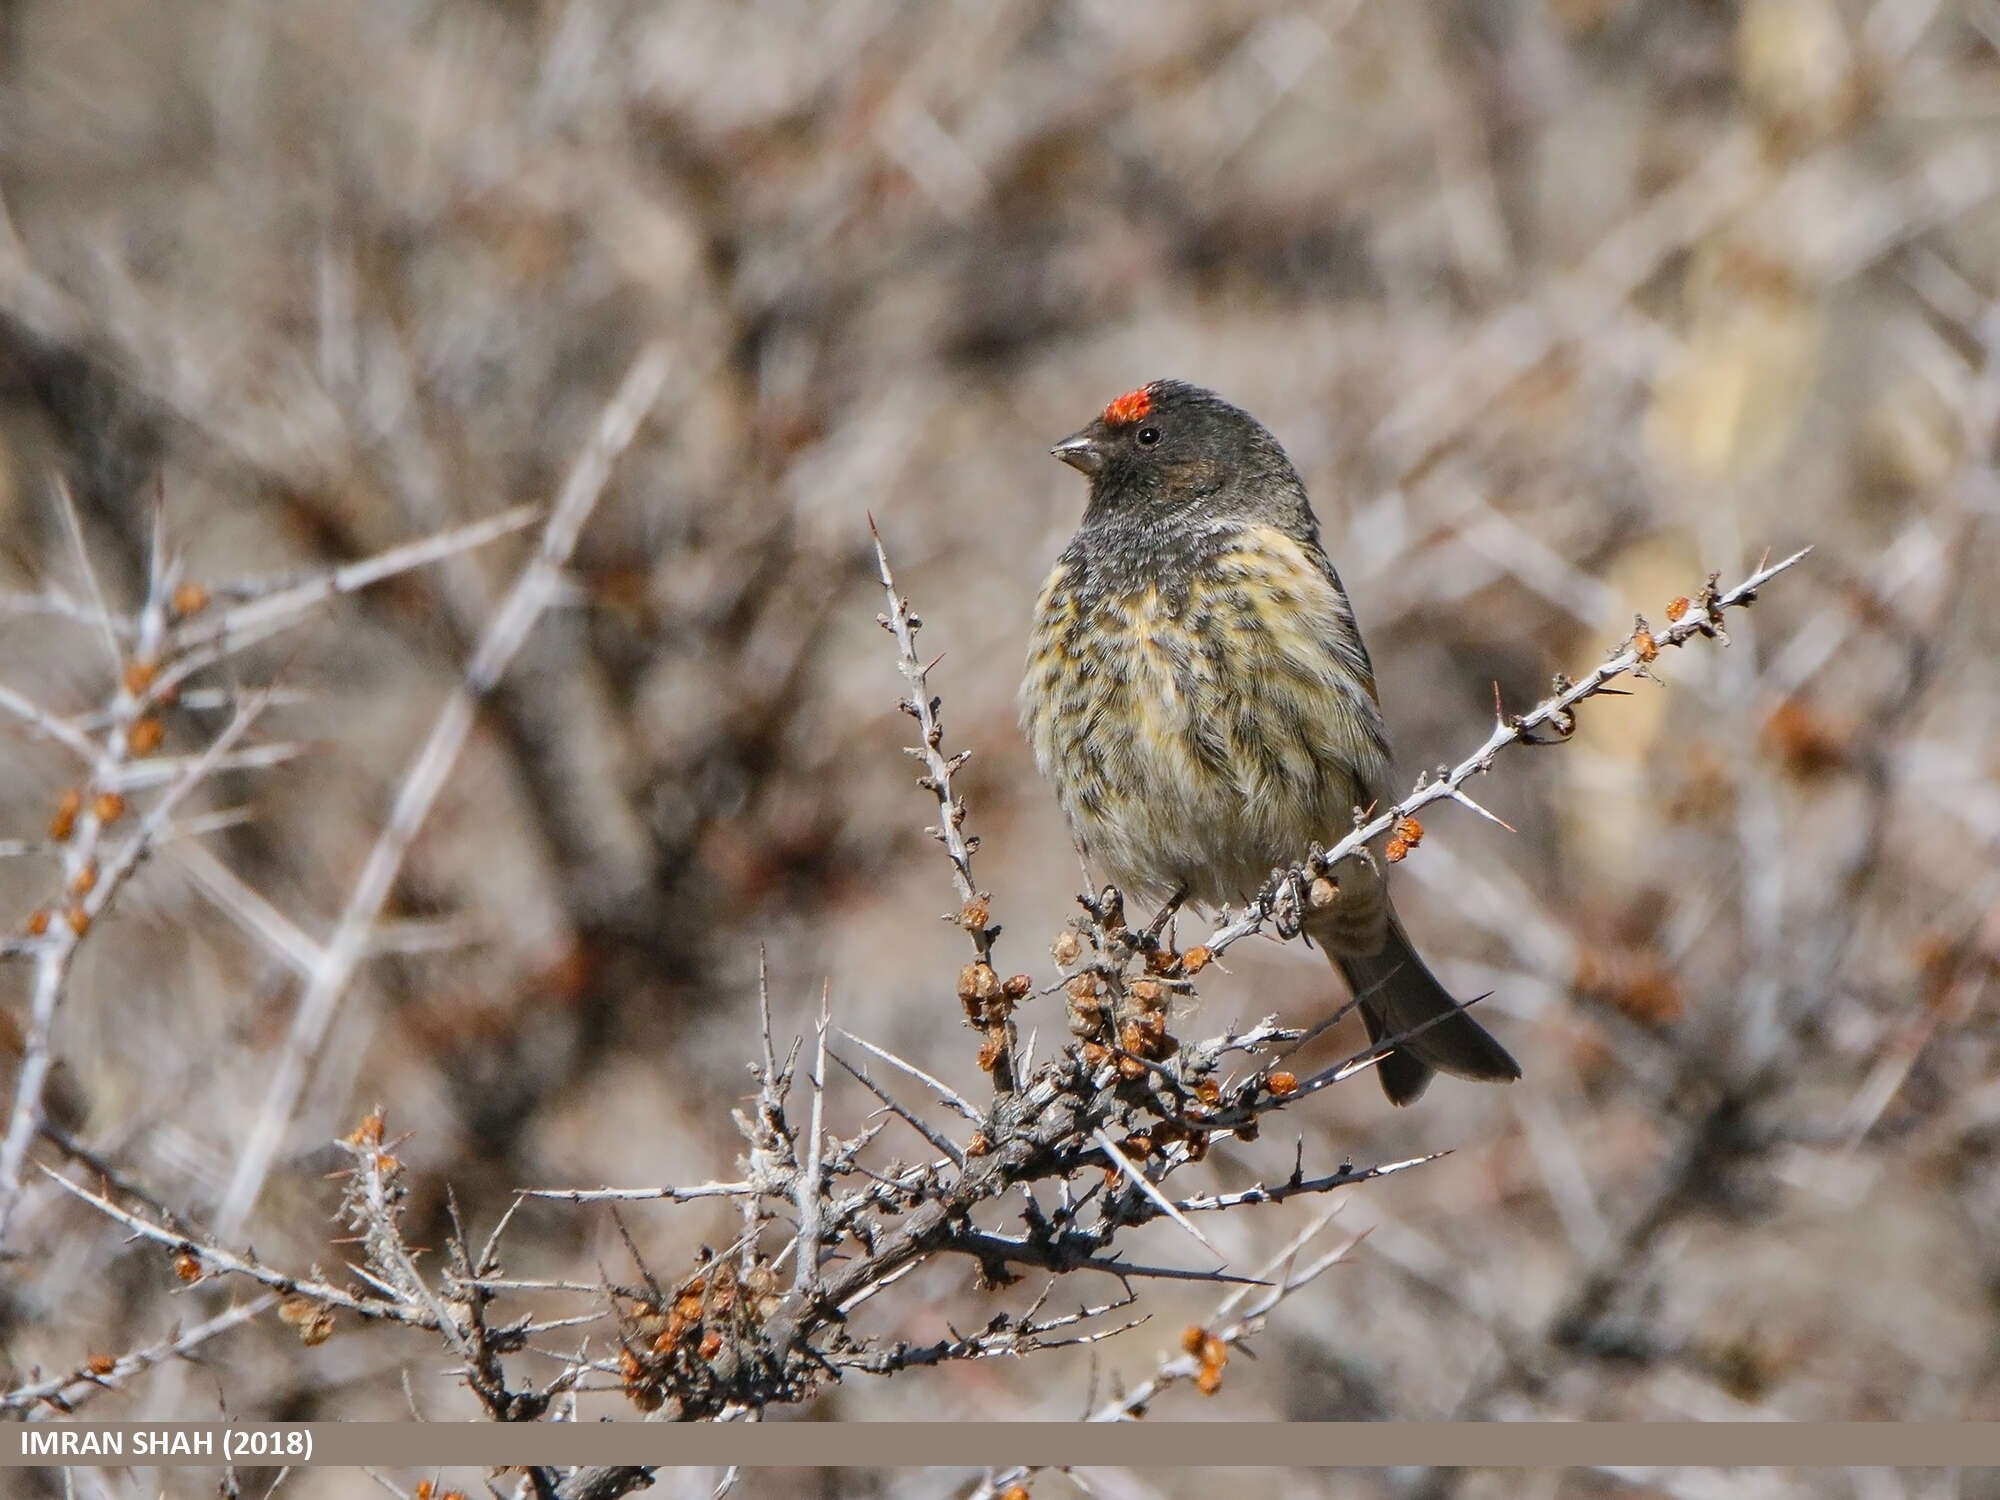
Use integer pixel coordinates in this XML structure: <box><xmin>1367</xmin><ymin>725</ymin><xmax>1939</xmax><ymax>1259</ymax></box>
<box><xmin>1328</xmin><ymin>911</ymin><xmax>1520</xmax><ymax>1106</ymax></box>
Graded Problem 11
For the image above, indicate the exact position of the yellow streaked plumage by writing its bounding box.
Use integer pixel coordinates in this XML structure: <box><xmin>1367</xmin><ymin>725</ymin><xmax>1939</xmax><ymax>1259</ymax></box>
<box><xmin>1024</xmin><ymin>523</ymin><xmax>1389</xmax><ymax>921</ymax></box>
<box><xmin>1024</xmin><ymin>378</ymin><xmax>1520</xmax><ymax>1104</ymax></box>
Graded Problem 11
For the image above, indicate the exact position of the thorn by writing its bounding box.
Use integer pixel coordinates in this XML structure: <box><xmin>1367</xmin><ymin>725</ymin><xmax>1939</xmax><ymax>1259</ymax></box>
<box><xmin>1448</xmin><ymin>787</ymin><xmax>1516</xmax><ymax>833</ymax></box>
<box><xmin>1093</xmin><ymin>1126</ymin><xmax>1222</xmax><ymax>1261</ymax></box>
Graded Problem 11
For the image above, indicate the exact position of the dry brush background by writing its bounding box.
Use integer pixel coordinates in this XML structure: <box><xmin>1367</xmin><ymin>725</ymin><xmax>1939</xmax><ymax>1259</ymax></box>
<box><xmin>0</xmin><ymin>1</ymin><xmax>1998</xmax><ymax>1498</ymax></box>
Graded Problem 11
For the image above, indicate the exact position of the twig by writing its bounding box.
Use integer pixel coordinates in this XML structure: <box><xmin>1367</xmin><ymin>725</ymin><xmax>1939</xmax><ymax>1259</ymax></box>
<box><xmin>169</xmin><ymin>504</ymin><xmax>544</xmax><ymax>653</ymax></box>
<box><xmin>50</xmin><ymin>477</ymin><xmax>124</xmax><ymax>671</ymax></box>
<box><xmin>869</xmin><ymin>519</ymin><xmax>1017</xmax><ymax>1090</ymax></box>
<box><xmin>1091</xmin><ymin>1126</ymin><xmax>1219</xmax><ymax>1261</ymax></box>
<box><xmin>835</xmin><ymin>1028</ymin><xmax>982</xmax><ymax>1125</ymax></box>
<box><xmin>830</xmin><ymin>1050</ymin><xmax>966</xmax><ymax>1167</ymax></box>
<box><xmin>2</xmin><ymin>1294</ymin><xmax>276</xmax><ymax>1415</ymax></box>
<box><xmin>0</xmin><ymin>689</ymin><xmax>273</xmax><ymax>1241</ymax></box>
<box><xmin>520</xmin><ymin>1183</ymin><xmax>758</xmax><ymax>1205</ymax></box>
<box><xmin>1200</xmin><ymin>549</ymin><xmax>1812</xmax><ymax>959</ymax></box>
<box><xmin>214</xmin><ymin>344</ymin><xmax>670</xmax><ymax>1240</ymax></box>
<box><xmin>39</xmin><ymin>1167</ymin><xmax>439</xmax><ymax>1328</ymax></box>
<box><xmin>1168</xmin><ymin>1154</ymin><xmax>1442</xmax><ymax>1215</ymax></box>
<box><xmin>0</xmin><ymin>683</ymin><xmax>101</xmax><ymax>763</ymax></box>
<box><xmin>1089</xmin><ymin>1211</ymin><xmax>1364</xmax><ymax>1421</ymax></box>
<box><xmin>868</xmin><ymin>519</ymin><xmax>984</xmax><ymax>924</ymax></box>
<box><xmin>792</xmin><ymin>985</ymin><xmax>831</xmax><ymax>1296</ymax></box>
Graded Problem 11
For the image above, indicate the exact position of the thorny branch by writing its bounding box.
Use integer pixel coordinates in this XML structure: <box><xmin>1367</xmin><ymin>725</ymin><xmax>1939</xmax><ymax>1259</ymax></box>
<box><xmin>966</xmin><ymin>1213</ymin><xmax>1368</xmax><ymax>1497</ymax></box>
<box><xmin>36</xmin><ymin>532</ymin><xmax>1807</xmax><ymax>1447</ymax></box>
<box><xmin>0</xmin><ymin>479</ymin><xmax>542</xmax><ymax>1247</ymax></box>
<box><xmin>1</xmin><ymin>1294</ymin><xmax>276</xmax><ymax>1417</ymax></box>
<box><xmin>0</xmin><ymin>689</ymin><xmax>273</xmax><ymax>1242</ymax></box>
<box><xmin>1199</xmin><ymin>547</ymin><xmax>1813</xmax><ymax>962</ymax></box>
<box><xmin>213</xmin><ymin>342</ymin><xmax>671</xmax><ymax>1242</ymax></box>
<box><xmin>1409</xmin><ymin>270</ymin><xmax>2000</xmax><ymax>1500</ymax></box>
<box><xmin>871</xmin><ymin>517</ymin><xmax>1022</xmax><ymax>1093</ymax></box>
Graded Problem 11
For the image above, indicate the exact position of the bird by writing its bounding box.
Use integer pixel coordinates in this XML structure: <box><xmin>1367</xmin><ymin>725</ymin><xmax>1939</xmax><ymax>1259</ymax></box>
<box><xmin>1020</xmin><ymin>378</ymin><xmax>1520</xmax><ymax>1105</ymax></box>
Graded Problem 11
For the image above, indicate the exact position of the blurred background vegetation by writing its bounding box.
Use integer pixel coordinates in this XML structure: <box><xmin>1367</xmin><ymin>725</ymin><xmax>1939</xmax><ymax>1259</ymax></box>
<box><xmin>1</xmin><ymin>0</ymin><xmax>1998</xmax><ymax>1496</ymax></box>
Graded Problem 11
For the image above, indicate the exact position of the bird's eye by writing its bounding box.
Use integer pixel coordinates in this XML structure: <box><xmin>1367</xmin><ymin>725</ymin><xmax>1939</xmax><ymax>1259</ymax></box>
<box><xmin>1135</xmin><ymin>426</ymin><xmax>1161</xmax><ymax>447</ymax></box>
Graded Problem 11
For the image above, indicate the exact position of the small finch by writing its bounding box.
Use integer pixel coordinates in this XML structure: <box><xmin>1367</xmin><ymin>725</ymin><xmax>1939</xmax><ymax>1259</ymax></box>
<box><xmin>1022</xmin><ymin>380</ymin><xmax>1520</xmax><ymax>1104</ymax></box>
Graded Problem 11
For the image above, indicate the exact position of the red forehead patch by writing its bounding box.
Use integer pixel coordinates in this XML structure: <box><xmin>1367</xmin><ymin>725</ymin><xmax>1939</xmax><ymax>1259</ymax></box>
<box><xmin>1102</xmin><ymin>385</ymin><xmax>1152</xmax><ymax>427</ymax></box>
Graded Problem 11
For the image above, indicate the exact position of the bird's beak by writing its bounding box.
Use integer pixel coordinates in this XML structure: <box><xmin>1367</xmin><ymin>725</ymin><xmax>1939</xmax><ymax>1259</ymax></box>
<box><xmin>1051</xmin><ymin>430</ymin><xmax>1106</xmax><ymax>476</ymax></box>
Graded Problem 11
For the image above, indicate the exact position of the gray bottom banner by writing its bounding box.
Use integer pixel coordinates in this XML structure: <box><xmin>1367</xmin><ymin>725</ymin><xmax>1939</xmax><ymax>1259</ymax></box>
<box><xmin>6</xmin><ymin>1423</ymin><xmax>2000</xmax><ymax>1469</ymax></box>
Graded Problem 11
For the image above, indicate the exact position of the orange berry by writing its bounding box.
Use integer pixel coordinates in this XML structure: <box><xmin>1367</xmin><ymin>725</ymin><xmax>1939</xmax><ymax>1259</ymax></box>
<box><xmin>1632</xmin><ymin>620</ymin><xmax>1659</xmax><ymax>664</ymax></box>
<box><xmin>49</xmin><ymin>789</ymin><xmax>81</xmax><ymax>842</ymax></box>
<box><xmin>1267</xmin><ymin>1071</ymin><xmax>1298</xmax><ymax>1097</ymax></box>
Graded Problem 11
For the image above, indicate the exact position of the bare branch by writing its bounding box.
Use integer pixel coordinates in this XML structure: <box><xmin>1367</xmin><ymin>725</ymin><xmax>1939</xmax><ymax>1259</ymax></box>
<box><xmin>835</xmin><ymin>1028</ymin><xmax>982</xmax><ymax>1125</ymax></box>
<box><xmin>0</xmin><ymin>689</ymin><xmax>273</xmax><ymax>1241</ymax></box>
<box><xmin>214</xmin><ymin>344</ymin><xmax>671</xmax><ymax>1240</ymax></box>
<box><xmin>1091</xmin><ymin>1126</ymin><xmax>1220</xmax><ymax>1261</ymax></box>
<box><xmin>791</xmin><ymin>984</ymin><xmax>831</xmax><ymax>1296</ymax></box>
<box><xmin>0</xmin><ymin>682</ymin><xmax>100</xmax><ymax>763</ymax></box>
<box><xmin>520</xmin><ymin>1183</ymin><xmax>758</xmax><ymax>1206</ymax></box>
<box><xmin>1200</xmin><ymin>549</ymin><xmax>1813</xmax><ymax>960</ymax></box>
<box><xmin>869</xmin><ymin>518</ymin><xmax>1018</xmax><ymax>1090</ymax></box>
<box><xmin>1</xmin><ymin>1295</ymin><xmax>276</xmax><ymax>1416</ymax></box>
